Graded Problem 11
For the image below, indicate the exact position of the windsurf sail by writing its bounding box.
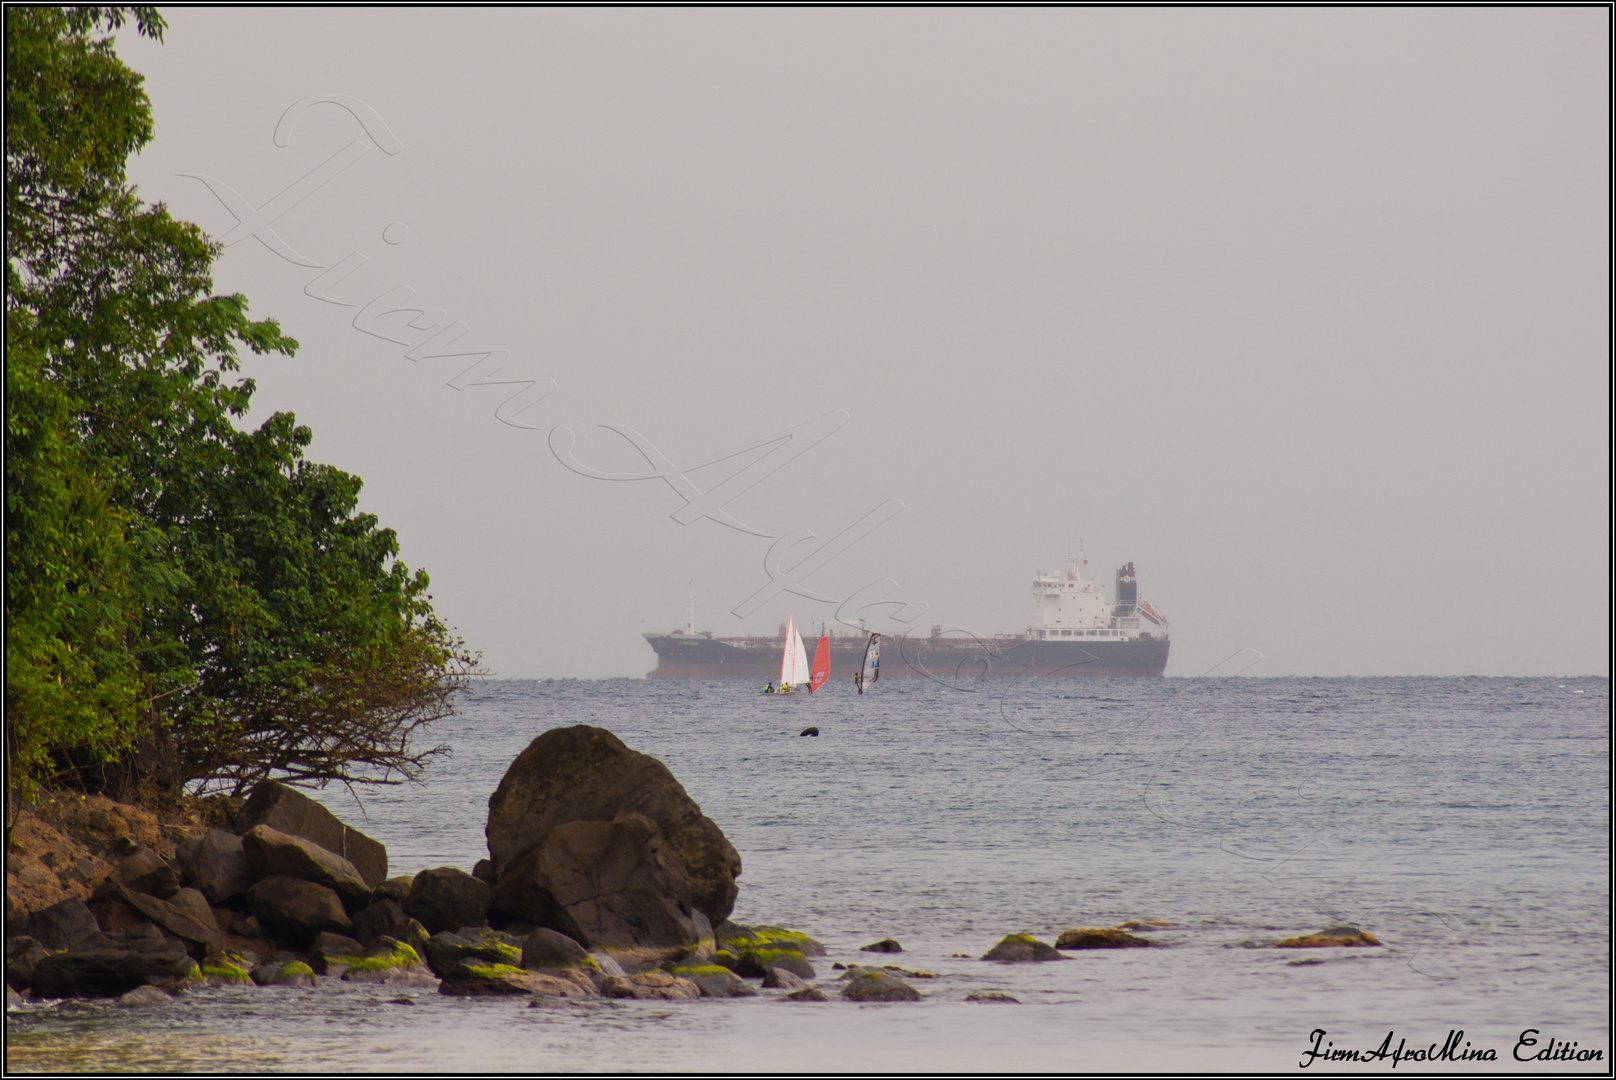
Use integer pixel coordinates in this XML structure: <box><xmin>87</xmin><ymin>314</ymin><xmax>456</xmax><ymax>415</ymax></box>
<box><xmin>857</xmin><ymin>632</ymin><xmax>881</xmax><ymax>693</ymax></box>
<box><xmin>809</xmin><ymin>635</ymin><xmax>830</xmax><ymax>693</ymax></box>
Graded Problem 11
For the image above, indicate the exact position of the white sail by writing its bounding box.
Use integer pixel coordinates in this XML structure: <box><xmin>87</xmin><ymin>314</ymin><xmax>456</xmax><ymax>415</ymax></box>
<box><xmin>792</xmin><ymin>627</ymin><xmax>811</xmax><ymax>687</ymax></box>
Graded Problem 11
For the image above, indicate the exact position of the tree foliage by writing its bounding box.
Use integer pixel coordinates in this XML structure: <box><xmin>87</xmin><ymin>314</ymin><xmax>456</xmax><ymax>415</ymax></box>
<box><xmin>6</xmin><ymin>7</ymin><xmax>475</xmax><ymax>800</ymax></box>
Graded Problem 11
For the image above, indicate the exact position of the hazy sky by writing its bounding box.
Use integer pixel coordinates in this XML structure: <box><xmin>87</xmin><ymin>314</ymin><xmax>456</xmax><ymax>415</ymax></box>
<box><xmin>117</xmin><ymin>8</ymin><xmax>1609</xmax><ymax>678</ymax></box>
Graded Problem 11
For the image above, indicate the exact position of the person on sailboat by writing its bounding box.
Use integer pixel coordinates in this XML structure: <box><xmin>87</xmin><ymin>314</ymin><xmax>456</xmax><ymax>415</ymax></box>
<box><xmin>764</xmin><ymin>682</ymin><xmax>775</xmax><ymax>694</ymax></box>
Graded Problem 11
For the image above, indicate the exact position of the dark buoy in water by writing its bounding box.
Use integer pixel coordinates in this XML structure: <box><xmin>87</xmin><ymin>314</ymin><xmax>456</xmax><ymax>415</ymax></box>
<box><xmin>799</xmin><ymin>726</ymin><xmax>819</xmax><ymax>737</ymax></box>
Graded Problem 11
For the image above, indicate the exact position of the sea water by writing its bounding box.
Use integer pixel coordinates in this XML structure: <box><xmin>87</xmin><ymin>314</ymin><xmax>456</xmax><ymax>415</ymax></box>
<box><xmin>6</xmin><ymin>677</ymin><xmax>1610</xmax><ymax>1072</ymax></box>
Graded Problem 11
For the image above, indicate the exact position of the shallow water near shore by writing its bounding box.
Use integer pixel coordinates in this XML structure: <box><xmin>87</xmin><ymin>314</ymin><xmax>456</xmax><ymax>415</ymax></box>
<box><xmin>8</xmin><ymin>676</ymin><xmax>1610</xmax><ymax>1072</ymax></box>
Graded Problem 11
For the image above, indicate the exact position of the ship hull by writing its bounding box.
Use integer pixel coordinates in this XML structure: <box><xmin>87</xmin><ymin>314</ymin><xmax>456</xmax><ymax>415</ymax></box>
<box><xmin>643</xmin><ymin>632</ymin><xmax>1168</xmax><ymax>680</ymax></box>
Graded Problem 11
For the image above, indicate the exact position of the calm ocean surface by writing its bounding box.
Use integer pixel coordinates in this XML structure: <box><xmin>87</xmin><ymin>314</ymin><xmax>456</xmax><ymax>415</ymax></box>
<box><xmin>7</xmin><ymin>676</ymin><xmax>1610</xmax><ymax>1072</ymax></box>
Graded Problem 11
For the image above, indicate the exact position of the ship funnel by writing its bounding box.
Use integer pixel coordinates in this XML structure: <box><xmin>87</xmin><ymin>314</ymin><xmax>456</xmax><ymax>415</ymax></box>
<box><xmin>1115</xmin><ymin>562</ymin><xmax>1138</xmax><ymax>613</ymax></box>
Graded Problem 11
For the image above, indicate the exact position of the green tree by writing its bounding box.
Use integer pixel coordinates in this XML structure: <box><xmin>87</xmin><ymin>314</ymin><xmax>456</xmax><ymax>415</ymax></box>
<box><xmin>6</xmin><ymin>7</ymin><xmax>474</xmax><ymax>800</ymax></box>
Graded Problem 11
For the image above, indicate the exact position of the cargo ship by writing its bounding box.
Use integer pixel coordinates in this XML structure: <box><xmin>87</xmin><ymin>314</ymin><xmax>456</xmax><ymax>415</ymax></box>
<box><xmin>643</xmin><ymin>554</ymin><xmax>1169</xmax><ymax>680</ymax></box>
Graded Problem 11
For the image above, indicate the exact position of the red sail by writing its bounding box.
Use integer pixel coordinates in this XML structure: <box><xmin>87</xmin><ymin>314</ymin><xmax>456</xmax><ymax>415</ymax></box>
<box><xmin>808</xmin><ymin>635</ymin><xmax>831</xmax><ymax>693</ymax></box>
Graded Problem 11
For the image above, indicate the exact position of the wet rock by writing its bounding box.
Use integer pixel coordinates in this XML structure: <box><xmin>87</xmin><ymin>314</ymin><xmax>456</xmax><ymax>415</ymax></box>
<box><xmin>309</xmin><ymin>932</ymin><xmax>365</xmax><ymax>975</ymax></box>
<box><xmin>242</xmin><ymin>825</ymin><xmax>372</xmax><ymax>911</ymax></box>
<box><xmin>1055</xmin><ymin>927</ymin><xmax>1152</xmax><ymax>949</ymax></box>
<box><xmin>22</xmin><ymin>899</ymin><xmax>101</xmax><ymax>951</ymax></box>
<box><xmin>7</xmin><ymin>984</ymin><xmax>27</xmax><ymax>1010</ymax></box>
<box><xmin>1277</xmin><ymin>927</ymin><xmax>1381</xmax><ymax>948</ymax></box>
<box><xmin>30</xmin><ymin>944</ymin><xmax>200</xmax><ymax>998</ymax></box>
<box><xmin>247</xmin><ymin>876</ymin><xmax>352</xmax><ymax>944</ymax></box>
<box><xmin>779</xmin><ymin>985</ymin><xmax>828</xmax><ymax>1002</ymax></box>
<box><xmin>668</xmin><ymin>964</ymin><xmax>758</xmax><ymax>997</ymax></box>
<box><xmin>341</xmin><ymin>937</ymin><xmax>439</xmax><ymax>987</ymax></box>
<box><xmin>491</xmin><ymin>814</ymin><xmax>701</xmax><ymax>954</ymax></box>
<box><xmin>486</xmin><ymin>725</ymin><xmax>741</xmax><ymax>926</ymax></box>
<box><xmin>404</xmin><ymin>867</ymin><xmax>489</xmax><ymax>934</ymax></box>
<box><xmin>521</xmin><ymin>926</ymin><xmax>589</xmax><ymax>967</ymax></box>
<box><xmin>599</xmin><ymin>970</ymin><xmax>701</xmax><ymax>1000</ymax></box>
<box><xmin>982</xmin><ymin>934</ymin><xmax>1066</xmax><ymax>962</ymax></box>
<box><xmin>423</xmin><ymin>927</ymin><xmax>524</xmax><ymax>978</ymax></box>
<box><xmin>760</xmin><ymin>967</ymin><xmax>805</xmax><ymax>990</ymax></box>
<box><xmin>199</xmin><ymin>956</ymin><xmax>253</xmax><ymax>986</ymax></box>
<box><xmin>6</xmin><ymin>937</ymin><xmax>50</xmax><ymax>991</ymax></box>
<box><xmin>116</xmin><ymin>985</ymin><xmax>172</xmax><ymax>1007</ymax></box>
<box><xmin>234</xmin><ymin>781</ymin><xmax>387</xmax><ymax>889</ymax></box>
<box><xmin>438</xmin><ymin>960</ymin><xmax>595</xmax><ymax>997</ymax></box>
<box><xmin>250</xmin><ymin>961</ymin><xmax>317</xmax><ymax>988</ymax></box>
<box><xmin>966</xmin><ymin>991</ymin><xmax>1020</xmax><ymax>1003</ymax></box>
<box><xmin>737</xmin><ymin>947</ymin><xmax>815</xmax><ymax>980</ymax></box>
<box><xmin>173</xmin><ymin>830</ymin><xmax>250</xmax><ymax>904</ymax></box>
<box><xmin>840</xmin><ymin>969</ymin><xmax>921</xmax><ymax>1002</ymax></box>
<box><xmin>799</xmin><ymin>727</ymin><xmax>819</xmax><ymax>737</ymax></box>
<box><xmin>717</xmin><ymin>922</ymin><xmax>827</xmax><ymax>957</ymax></box>
<box><xmin>860</xmin><ymin>938</ymin><xmax>903</xmax><ymax>953</ymax></box>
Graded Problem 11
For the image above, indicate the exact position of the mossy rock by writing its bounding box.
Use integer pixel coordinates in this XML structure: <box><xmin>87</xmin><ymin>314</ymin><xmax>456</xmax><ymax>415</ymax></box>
<box><xmin>1055</xmin><ymin>927</ymin><xmax>1152</xmax><ymax>950</ymax></box>
<box><xmin>982</xmin><ymin>934</ymin><xmax>1065</xmax><ymax>962</ymax></box>
<box><xmin>737</xmin><ymin>947</ymin><xmax>815</xmax><ymax>980</ymax></box>
<box><xmin>343</xmin><ymin>939</ymin><xmax>439</xmax><ymax>986</ymax></box>
<box><xmin>668</xmin><ymin>965</ymin><xmax>756</xmax><ymax>998</ymax></box>
<box><xmin>439</xmin><ymin>960</ymin><xmax>593</xmax><ymax>997</ymax></box>
<box><xmin>840</xmin><ymin>970</ymin><xmax>921</xmax><ymax>1002</ymax></box>
<box><xmin>709</xmin><ymin>949</ymin><xmax>741</xmax><ymax>972</ymax></box>
<box><xmin>1276</xmin><ymin>927</ymin><xmax>1381</xmax><ymax>949</ymax></box>
<box><xmin>201</xmin><ymin>961</ymin><xmax>253</xmax><ymax>986</ymax></box>
<box><xmin>748</xmin><ymin>925</ymin><xmax>827</xmax><ymax>957</ymax></box>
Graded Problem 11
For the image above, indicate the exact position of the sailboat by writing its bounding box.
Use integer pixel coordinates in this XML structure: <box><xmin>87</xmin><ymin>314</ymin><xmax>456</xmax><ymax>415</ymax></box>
<box><xmin>855</xmin><ymin>632</ymin><xmax>881</xmax><ymax>694</ymax></box>
<box><xmin>777</xmin><ymin>617</ymin><xmax>812</xmax><ymax>693</ymax></box>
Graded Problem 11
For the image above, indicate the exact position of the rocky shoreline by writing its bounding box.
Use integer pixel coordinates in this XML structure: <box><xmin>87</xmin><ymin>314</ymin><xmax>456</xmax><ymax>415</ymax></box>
<box><xmin>6</xmin><ymin>725</ymin><xmax>1379</xmax><ymax>1009</ymax></box>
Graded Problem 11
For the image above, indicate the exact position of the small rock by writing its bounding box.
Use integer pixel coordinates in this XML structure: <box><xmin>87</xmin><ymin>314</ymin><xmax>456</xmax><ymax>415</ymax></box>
<box><xmin>761</xmin><ymin>967</ymin><xmax>805</xmax><ymax>990</ymax></box>
<box><xmin>965</xmin><ymin>991</ymin><xmax>1020</xmax><ymax>1003</ymax></box>
<box><xmin>860</xmin><ymin>938</ymin><xmax>903</xmax><ymax>953</ymax></box>
<box><xmin>831</xmin><ymin>962</ymin><xmax>846</xmax><ymax>970</ymax></box>
<box><xmin>737</xmin><ymin>947</ymin><xmax>815</xmax><ymax>980</ymax></box>
<box><xmin>350</xmin><ymin>899</ymin><xmax>412</xmax><ymax>946</ymax></box>
<box><xmin>250</xmin><ymin>961</ymin><xmax>317</xmax><ymax>988</ymax></box>
<box><xmin>111</xmin><ymin>848</ymin><xmax>180</xmax><ymax>899</ymax></box>
<box><xmin>439</xmin><ymin>961</ymin><xmax>595</xmax><ymax>997</ymax></box>
<box><xmin>309</xmin><ymin>931</ymin><xmax>365</xmax><ymax>974</ymax></box>
<box><xmin>472</xmin><ymin>859</ymin><xmax>494</xmax><ymax>884</ymax></box>
<box><xmin>1276</xmin><ymin>927</ymin><xmax>1380</xmax><ymax>948</ymax></box>
<box><xmin>779</xmin><ymin>985</ymin><xmax>828</xmax><ymax>1002</ymax></box>
<box><xmin>982</xmin><ymin>934</ymin><xmax>1066</xmax><ymax>962</ymax></box>
<box><xmin>6</xmin><ymin>985</ymin><xmax>25</xmax><ymax>1010</ymax></box>
<box><xmin>520</xmin><ymin>927</ymin><xmax>589</xmax><ymax>968</ymax></box>
<box><xmin>1055</xmin><ymin>927</ymin><xmax>1152</xmax><ymax>950</ymax></box>
<box><xmin>341</xmin><ymin>938</ymin><xmax>439</xmax><ymax>987</ymax></box>
<box><xmin>840</xmin><ymin>969</ymin><xmax>921</xmax><ymax>1002</ymax></box>
<box><xmin>668</xmin><ymin>964</ymin><xmax>757</xmax><ymax>997</ymax></box>
<box><xmin>598</xmin><ymin>971</ymin><xmax>700</xmax><ymax>1000</ymax></box>
<box><xmin>230</xmin><ymin>915</ymin><xmax>264</xmax><ymax>939</ymax></box>
<box><xmin>116</xmin><ymin>985</ymin><xmax>173</xmax><ymax>1007</ymax></box>
<box><xmin>374</xmin><ymin>876</ymin><xmax>413</xmax><ymax>904</ymax></box>
<box><xmin>799</xmin><ymin>727</ymin><xmax>819</xmax><ymax>737</ymax></box>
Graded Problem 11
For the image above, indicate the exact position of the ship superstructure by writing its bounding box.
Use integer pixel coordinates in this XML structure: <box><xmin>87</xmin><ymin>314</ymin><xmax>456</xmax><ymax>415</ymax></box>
<box><xmin>643</xmin><ymin>553</ymin><xmax>1169</xmax><ymax>679</ymax></box>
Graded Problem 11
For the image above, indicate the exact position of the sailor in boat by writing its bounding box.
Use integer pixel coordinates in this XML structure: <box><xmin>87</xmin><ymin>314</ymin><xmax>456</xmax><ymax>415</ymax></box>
<box><xmin>763</xmin><ymin>682</ymin><xmax>775</xmax><ymax>694</ymax></box>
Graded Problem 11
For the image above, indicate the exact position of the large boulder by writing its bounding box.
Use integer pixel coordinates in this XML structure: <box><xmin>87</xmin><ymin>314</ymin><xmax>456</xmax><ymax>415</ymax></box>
<box><xmin>246</xmin><ymin>876</ymin><xmax>351</xmax><ymax>944</ymax></box>
<box><xmin>21</xmin><ymin>898</ymin><xmax>101</xmax><ymax>952</ymax></box>
<box><xmin>174</xmin><ymin>830</ymin><xmax>251</xmax><ymax>904</ymax></box>
<box><xmin>485</xmin><ymin>726</ymin><xmax>740</xmax><ymax>925</ymax></box>
<box><xmin>234</xmin><ymin>781</ymin><xmax>388</xmax><ymax>889</ymax></box>
<box><xmin>30</xmin><ymin>943</ymin><xmax>200</xmax><ymax>998</ymax></box>
<box><xmin>1055</xmin><ymin>927</ymin><xmax>1152</xmax><ymax>949</ymax></box>
<box><xmin>982</xmin><ymin>934</ymin><xmax>1066</xmax><ymax>962</ymax></box>
<box><xmin>421</xmin><ymin>927</ymin><xmax>523</xmax><ymax>978</ymax></box>
<box><xmin>114</xmin><ymin>887</ymin><xmax>220</xmax><ymax>956</ymax></box>
<box><xmin>404</xmin><ymin>868</ymin><xmax>489</xmax><ymax>934</ymax></box>
<box><xmin>242</xmin><ymin>825</ymin><xmax>372</xmax><ymax>911</ymax></box>
<box><xmin>490</xmin><ymin>814</ymin><xmax>701</xmax><ymax>954</ymax></box>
